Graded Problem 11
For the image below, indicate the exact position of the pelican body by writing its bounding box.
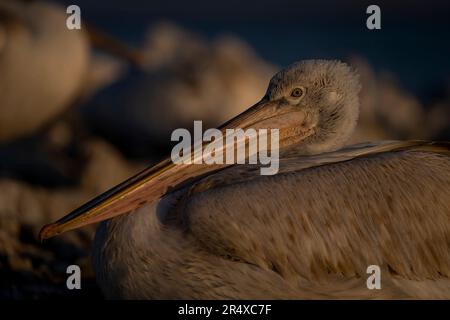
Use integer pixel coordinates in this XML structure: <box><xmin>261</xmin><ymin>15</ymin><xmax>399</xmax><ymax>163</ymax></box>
<box><xmin>40</xmin><ymin>60</ymin><xmax>450</xmax><ymax>299</ymax></box>
<box><xmin>0</xmin><ymin>0</ymin><xmax>89</xmax><ymax>142</ymax></box>
<box><xmin>0</xmin><ymin>0</ymin><xmax>143</xmax><ymax>142</ymax></box>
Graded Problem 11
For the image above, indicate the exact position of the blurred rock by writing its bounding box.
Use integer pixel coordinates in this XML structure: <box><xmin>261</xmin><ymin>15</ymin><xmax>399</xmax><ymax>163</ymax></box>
<box><xmin>349</xmin><ymin>57</ymin><xmax>428</xmax><ymax>143</ymax></box>
<box><xmin>377</xmin><ymin>72</ymin><xmax>424</xmax><ymax>139</ymax></box>
<box><xmin>79</xmin><ymin>53</ymin><xmax>128</xmax><ymax>100</ymax></box>
<box><xmin>426</xmin><ymin>102</ymin><xmax>450</xmax><ymax>139</ymax></box>
<box><xmin>142</xmin><ymin>21</ymin><xmax>207</xmax><ymax>71</ymax></box>
<box><xmin>424</xmin><ymin>80</ymin><xmax>450</xmax><ymax>140</ymax></box>
<box><xmin>0</xmin><ymin>137</ymin><xmax>140</xmax><ymax>299</ymax></box>
<box><xmin>80</xmin><ymin>138</ymin><xmax>141</xmax><ymax>194</ymax></box>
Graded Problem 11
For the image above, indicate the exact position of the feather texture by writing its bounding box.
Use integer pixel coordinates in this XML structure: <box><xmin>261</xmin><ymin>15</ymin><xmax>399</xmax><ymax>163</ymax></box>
<box><xmin>94</xmin><ymin>141</ymin><xmax>450</xmax><ymax>299</ymax></box>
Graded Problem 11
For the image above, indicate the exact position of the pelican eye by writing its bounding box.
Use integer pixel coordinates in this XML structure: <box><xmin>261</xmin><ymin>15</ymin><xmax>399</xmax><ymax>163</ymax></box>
<box><xmin>290</xmin><ymin>87</ymin><xmax>305</xmax><ymax>98</ymax></box>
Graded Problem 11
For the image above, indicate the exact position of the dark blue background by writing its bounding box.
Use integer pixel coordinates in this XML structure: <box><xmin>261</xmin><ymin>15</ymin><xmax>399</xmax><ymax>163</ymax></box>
<box><xmin>55</xmin><ymin>0</ymin><xmax>450</xmax><ymax>101</ymax></box>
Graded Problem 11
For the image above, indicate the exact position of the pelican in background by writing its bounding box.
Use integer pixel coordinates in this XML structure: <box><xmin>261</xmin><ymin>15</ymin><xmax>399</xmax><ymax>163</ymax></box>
<box><xmin>40</xmin><ymin>60</ymin><xmax>450</xmax><ymax>299</ymax></box>
<box><xmin>0</xmin><ymin>0</ymin><xmax>143</xmax><ymax>142</ymax></box>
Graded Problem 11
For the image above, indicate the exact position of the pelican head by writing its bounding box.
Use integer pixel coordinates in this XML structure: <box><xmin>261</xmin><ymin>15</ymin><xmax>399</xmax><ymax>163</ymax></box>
<box><xmin>39</xmin><ymin>59</ymin><xmax>361</xmax><ymax>239</ymax></box>
<box><xmin>266</xmin><ymin>60</ymin><xmax>360</xmax><ymax>155</ymax></box>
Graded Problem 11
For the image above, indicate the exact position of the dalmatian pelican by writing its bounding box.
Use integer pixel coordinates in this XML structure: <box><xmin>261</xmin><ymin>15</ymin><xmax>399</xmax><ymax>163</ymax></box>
<box><xmin>40</xmin><ymin>60</ymin><xmax>450</xmax><ymax>299</ymax></box>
